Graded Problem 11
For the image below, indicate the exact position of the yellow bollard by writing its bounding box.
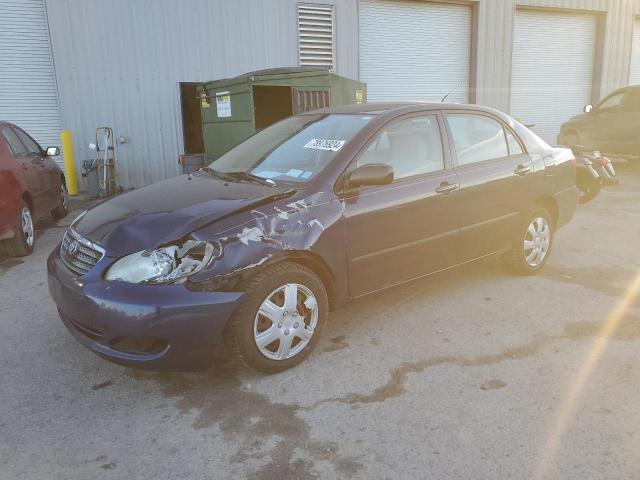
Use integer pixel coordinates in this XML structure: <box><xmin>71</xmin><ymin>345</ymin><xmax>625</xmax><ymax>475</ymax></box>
<box><xmin>60</xmin><ymin>129</ymin><xmax>78</xmax><ymax>196</ymax></box>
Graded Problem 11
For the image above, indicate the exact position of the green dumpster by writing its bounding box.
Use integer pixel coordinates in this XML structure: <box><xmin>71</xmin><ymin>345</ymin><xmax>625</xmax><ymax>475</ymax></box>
<box><xmin>197</xmin><ymin>67</ymin><xmax>366</xmax><ymax>162</ymax></box>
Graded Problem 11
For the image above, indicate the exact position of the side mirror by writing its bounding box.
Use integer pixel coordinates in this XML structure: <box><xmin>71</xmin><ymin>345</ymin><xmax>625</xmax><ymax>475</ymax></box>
<box><xmin>584</xmin><ymin>104</ymin><xmax>593</xmax><ymax>113</ymax></box>
<box><xmin>348</xmin><ymin>163</ymin><xmax>394</xmax><ymax>188</ymax></box>
<box><xmin>46</xmin><ymin>146</ymin><xmax>60</xmax><ymax>156</ymax></box>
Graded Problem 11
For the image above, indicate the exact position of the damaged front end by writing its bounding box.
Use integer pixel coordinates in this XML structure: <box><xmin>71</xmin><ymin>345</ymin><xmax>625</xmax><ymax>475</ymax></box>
<box><xmin>99</xmin><ymin>188</ymin><xmax>342</xmax><ymax>299</ymax></box>
<box><xmin>184</xmin><ymin>191</ymin><xmax>342</xmax><ymax>293</ymax></box>
<box><xmin>104</xmin><ymin>239</ymin><xmax>222</xmax><ymax>284</ymax></box>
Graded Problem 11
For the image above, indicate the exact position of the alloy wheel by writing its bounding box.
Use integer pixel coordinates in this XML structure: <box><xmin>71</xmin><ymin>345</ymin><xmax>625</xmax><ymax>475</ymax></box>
<box><xmin>523</xmin><ymin>216</ymin><xmax>550</xmax><ymax>267</ymax></box>
<box><xmin>253</xmin><ymin>283</ymin><xmax>318</xmax><ymax>361</ymax></box>
<box><xmin>21</xmin><ymin>206</ymin><xmax>34</xmax><ymax>247</ymax></box>
<box><xmin>61</xmin><ymin>184</ymin><xmax>68</xmax><ymax>211</ymax></box>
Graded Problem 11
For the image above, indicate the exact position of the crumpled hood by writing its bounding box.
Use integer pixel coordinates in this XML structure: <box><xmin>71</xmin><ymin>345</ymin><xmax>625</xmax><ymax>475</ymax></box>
<box><xmin>74</xmin><ymin>172</ymin><xmax>293</xmax><ymax>257</ymax></box>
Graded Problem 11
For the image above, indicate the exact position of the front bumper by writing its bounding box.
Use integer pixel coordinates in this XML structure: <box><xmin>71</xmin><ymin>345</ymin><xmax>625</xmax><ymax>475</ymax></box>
<box><xmin>47</xmin><ymin>247</ymin><xmax>243</xmax><ymax>371</ymax></box>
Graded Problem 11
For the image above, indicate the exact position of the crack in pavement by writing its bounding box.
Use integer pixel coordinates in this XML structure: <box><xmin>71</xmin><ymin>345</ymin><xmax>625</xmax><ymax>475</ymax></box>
<box><xmin>127</xmin><ymin>355</ymin><xmax>361</xmax><ymax>479</ymax></box>
<box><xmin>310</xmin><ymin>313</ymin><xmax>640</xmax><ymax>407</ymax></box>
<box><xmin>541</xmin><ymin>265</ymin><xmax>638</xmax><ymax>298</ymax></box>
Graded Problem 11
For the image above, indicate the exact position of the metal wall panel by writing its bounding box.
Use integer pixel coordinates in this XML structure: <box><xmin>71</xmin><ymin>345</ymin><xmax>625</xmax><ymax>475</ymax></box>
<box><xmin>42</xmin><ymin>0</ymin><xmax>640</xmax><ymax>188</ymax></box>
<box><xmin>45</xmin><ymin>0</ymin><xmax>358</xmax><ymax>189</ymax></box>
<box><xmin>359</xmin><ymin>0</ymin><xmax>471</xmax><ymax>103</ymax></box>
<box><xmin>511</xmin><ymin>9</ymin><xmax>597</xmax><ymax>143</ymax></box>
<box><xmin>475</xmin><ymin>0</ymin><xmax>640</xmax><ymax>111</ymax></box>
<box><xmin>631</xmin><ymin>18</ymin><xmax>640</xmax><ymax>84</ymax></box>
<box><xmin>0</xmin><ymin>0</ymin><xmax>63</xmax><ymax>168</ymax></box>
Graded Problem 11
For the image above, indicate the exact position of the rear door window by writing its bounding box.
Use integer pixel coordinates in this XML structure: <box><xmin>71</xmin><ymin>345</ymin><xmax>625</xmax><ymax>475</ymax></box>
<box><xmin>445</xmin><ymin>114</ymin><xmax>509</xmax><ymax>165</ymax></box>
<box><xmin>358</xmin><ymin>115</ymin><xmax>444</xmax><ymax>180</ymax></box>
<box><xmin>596</xmin><ymin>92</ymin><xmax>625</xmax><ymax>110</ymax></box>
<box><xmin>505</xmin><ymin>129</ymin><xmax>524</xmax><ymax>155</ymax></box>
<box><xmin>1</xmin><ymin>127</ymin><xmax>28</xmax><ymax>157</ymax></box>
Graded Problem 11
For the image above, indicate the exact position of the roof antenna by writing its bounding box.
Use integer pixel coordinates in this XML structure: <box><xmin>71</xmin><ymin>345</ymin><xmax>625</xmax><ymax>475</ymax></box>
<box><xmin>441</xmin><ymin>81</ymin><xmax>463</xmax><ymax>103</ymax></box>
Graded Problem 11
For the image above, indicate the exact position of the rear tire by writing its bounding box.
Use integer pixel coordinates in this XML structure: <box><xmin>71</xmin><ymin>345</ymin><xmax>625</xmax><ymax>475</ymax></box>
<box><xmin>225</xmin><ymin>262</ymin><xmax>328</xmax><ymax>374</ymax></box>
<box><xmin>3</xmin><ymin>200</ymin><xmax>35</xmax><ymax>257</ymax></box>
<box><xmin>503</xmin><ymin>207</ymin><xmax>553</xmax><ymax>276</ymax></box>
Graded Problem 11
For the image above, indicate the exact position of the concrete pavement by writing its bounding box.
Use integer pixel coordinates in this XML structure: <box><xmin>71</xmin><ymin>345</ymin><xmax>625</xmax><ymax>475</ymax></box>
<box><xmin>2</xmin><ymin>166</ymin><xmax>640</xmax><ymax>479</ymax></box>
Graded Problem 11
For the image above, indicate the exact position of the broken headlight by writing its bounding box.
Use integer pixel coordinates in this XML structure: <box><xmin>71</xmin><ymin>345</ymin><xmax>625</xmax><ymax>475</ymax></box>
<box><xmin>104</xmin><ymin>240</ymin><xmax>220</xmax><ymax>284</ymax></box>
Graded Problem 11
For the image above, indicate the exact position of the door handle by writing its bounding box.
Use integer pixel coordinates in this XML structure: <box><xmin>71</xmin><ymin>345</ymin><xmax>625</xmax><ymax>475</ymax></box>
<box><xmin>514</xmin><ymin>164</ymin><xmax>532</xmax><ymax>176</ymax></box>
<box><xmin>435</xmin><ymin>182</ymin><xmax>459</xmax><ymax>195</ymax></box>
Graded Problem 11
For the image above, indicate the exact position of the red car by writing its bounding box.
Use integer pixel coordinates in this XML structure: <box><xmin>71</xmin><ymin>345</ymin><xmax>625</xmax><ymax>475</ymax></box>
<box><xmin>0</xmin><ymin>122</ymin><xmax>68</xmax><ymax>256</ymax></box>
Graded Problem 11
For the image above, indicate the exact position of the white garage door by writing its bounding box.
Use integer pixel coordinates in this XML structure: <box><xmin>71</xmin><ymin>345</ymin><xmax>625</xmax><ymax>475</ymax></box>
<box><xmin>511</xmin><ymin>10</ymin><xmax>596</xmax><ymax>145</ymax></box>
<box><xmin>360</xmin><ymin>0</ymin><xmax>471</xmax><ymax>103</ymax></box>
<box><xmin>0</xmin><ymin>0</ymin><xmax>63</xmax><ymax>167</ymax></box>
<box><xmin>630</xmin><ymin>18</ymin><xmax>640</xmax><ymax>85</ymax></box>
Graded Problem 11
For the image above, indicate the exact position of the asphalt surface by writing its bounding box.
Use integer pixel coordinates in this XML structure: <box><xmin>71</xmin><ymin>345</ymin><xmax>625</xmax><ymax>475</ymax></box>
<box><xmin>2</xmin><ymin>166</ymin><xmax>640</xmax><ymax>480</ymax></box>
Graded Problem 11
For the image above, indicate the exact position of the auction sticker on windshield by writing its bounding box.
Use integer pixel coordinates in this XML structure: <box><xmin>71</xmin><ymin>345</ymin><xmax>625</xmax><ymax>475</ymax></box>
<box><xmin>304</xmin><ymin>138</ymin><xmax>345</xmax><ymax>152</ymax></box>
<box><xmin>286</xmin><ymin>169</ymin><xmax>303</xmax><ymax>178</ymax></box>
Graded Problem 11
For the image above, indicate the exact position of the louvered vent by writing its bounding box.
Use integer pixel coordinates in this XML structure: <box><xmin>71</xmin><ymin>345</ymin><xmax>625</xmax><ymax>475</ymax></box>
<box><xmin>298</xmin><ymin>4</ymin><xmax>334</xmax><ymax>69</ymax></box>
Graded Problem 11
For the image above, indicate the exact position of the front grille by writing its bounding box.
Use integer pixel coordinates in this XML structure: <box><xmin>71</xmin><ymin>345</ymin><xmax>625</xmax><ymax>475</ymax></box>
<box><xmin>60</xmin><ymin>228</ymin><xmax>105</xmax><ymax>275</ymax></box>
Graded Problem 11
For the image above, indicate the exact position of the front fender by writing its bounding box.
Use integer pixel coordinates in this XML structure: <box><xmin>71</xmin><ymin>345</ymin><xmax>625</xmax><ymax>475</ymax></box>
<box><xmin>186</xmin><ymin>191</ymin><xmax>349</xmax><ymax>306</ymax></box>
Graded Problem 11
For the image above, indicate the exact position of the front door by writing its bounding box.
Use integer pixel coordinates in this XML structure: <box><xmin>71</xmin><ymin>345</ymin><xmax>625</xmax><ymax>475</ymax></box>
<box><xmin>344</xmin><ymin>114</ymin><xmax>460</xmax><ymax>297</ymax></box>
<box><xmin>587</xmin><ymin>90</ymin><xmax>628</xmax><ymax>155</ymax></box>
<box><xmin>444</xmin><ymin>112</ymin><xmax>537</xmax><ymax>262</ymax></box>
<box><xmin>12</xmin><ymin>127</ymin><xmax>51</xmax><ymax>215</ymax></box>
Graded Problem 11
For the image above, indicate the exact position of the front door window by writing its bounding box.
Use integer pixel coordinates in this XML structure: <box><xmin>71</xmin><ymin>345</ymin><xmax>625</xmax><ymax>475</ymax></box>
<box><xmin>358</xmin><ymin>115</ymin><xmax>444</xmax><ymax>180</ymax></box>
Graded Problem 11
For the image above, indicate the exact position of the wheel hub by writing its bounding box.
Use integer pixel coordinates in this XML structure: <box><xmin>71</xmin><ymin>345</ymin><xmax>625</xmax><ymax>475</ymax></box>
<box><xmin>61</xmin><ymin>185</ymin><xmax>68</xmax><ymax>211</ymax></box>
<box><xmin>523</xmin><ymin>216</ymin><xmax>550</xmax><ymax>267</ymax></box>
<box><xmin>21</xmin><ymin>207</ymin><xmax>34</xmax><ymax>247</ymax></box>
<box><xmin>253</xmin><ymin>283</ymin><xmax>318</xmax><ymax>361</ymax></box>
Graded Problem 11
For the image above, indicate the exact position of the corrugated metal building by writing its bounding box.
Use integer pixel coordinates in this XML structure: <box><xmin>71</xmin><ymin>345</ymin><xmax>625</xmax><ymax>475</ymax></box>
<box><xmin>0</xmin><ymin>0</ymin><xmax>63</xmax><ymax>168</ymax></box>
<box><xmin>2</xmin><ymin>0</ymin><xmax>640</xmax><ymax>189</ymax></box>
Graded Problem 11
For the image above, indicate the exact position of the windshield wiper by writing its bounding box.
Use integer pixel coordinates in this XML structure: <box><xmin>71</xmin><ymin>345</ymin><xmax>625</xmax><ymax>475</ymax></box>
<box><xmin>226</xmin><ymin>171</ymin><xmax>277</xmax><ymax>187</ymax></box>
<box><xmin>200</xmin><ymin>166</ymin><xmax>225</xmax><ymax>178</ymax></box>
<box><xmin>201</xmin><ymin>167</ymin><xmax>276</xmax><ymax>187</ymax></box>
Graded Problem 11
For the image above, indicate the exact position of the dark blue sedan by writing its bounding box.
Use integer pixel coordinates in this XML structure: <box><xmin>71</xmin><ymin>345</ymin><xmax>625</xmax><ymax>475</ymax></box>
<box><xmin>48</xmin><ymin>103</ymin><xmax>578</xmax><ymax>373</ymax></box>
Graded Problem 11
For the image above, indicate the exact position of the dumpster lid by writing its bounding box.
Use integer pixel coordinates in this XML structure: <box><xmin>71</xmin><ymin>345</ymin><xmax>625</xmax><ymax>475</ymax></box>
<box><xmin>202</xmin><ymin>67</ymin><xmax>330</xmax><ymax>88</ymax></box>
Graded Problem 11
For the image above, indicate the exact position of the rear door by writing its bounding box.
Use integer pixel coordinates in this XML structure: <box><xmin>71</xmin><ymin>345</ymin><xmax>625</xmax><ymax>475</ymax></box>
<box><xmin>615</xmin><ymin>89</ymin><xmax>640</xmax><ymax>155</ymax></box>
<box><xmin>444</xmin><ymin>112</ymin><xmax>536</xmax><ymax>262</ymax></box>
<box><xmin>586</xmin><ymin>90</ymin><xmax>629</xmax><ymax>155</ymax></box>
<box><xmin>344</xmin><ymin>113</ymin><xmax>460</xmax><ymax>297</ymax></box>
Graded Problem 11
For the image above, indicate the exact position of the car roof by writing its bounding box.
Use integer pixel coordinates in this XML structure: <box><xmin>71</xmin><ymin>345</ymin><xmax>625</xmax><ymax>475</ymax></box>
<box><xmin>605</xmin><ymin>85</ymin><xmax>640</xmax><ymax>96</ymax></box>
<box><xmin>305</xmin><ymin>101</ymin><xmax>505</xmax><ymax>116</ymax></box>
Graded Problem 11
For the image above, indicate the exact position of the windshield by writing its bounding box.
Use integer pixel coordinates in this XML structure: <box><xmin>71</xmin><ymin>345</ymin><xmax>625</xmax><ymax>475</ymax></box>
<box><xmin>209</xmin><ymin>114</ymin><xmax>373</xmax><ymax>183</ymax></box>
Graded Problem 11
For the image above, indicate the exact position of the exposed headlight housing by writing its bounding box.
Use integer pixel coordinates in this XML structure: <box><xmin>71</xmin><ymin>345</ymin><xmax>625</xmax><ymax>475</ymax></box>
<box><xmin>105</xmin><ymin>240</ymin><xmax>219</xmax><ymax>284</ymax></box>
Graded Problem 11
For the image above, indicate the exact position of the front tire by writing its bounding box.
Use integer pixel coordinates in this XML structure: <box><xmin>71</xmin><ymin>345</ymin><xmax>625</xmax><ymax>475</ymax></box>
<box><xmin>52</xmin><ymin>182</ymin><xmax>69</xmax><ymax>218</ymax></box>
<box><xmin>503</xmin><ymin>208</ymin><xmax>553</xmax><ymax>275</ymax></box>
<box><xmin>2</xmin><ymin>200</ymin><xmax>35</xmax><ymax>257</ymax></box>
<box><xmin>225</xmin><ymin>262</ymin><xmax>328</xmax><ymax>373</ymax></box>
